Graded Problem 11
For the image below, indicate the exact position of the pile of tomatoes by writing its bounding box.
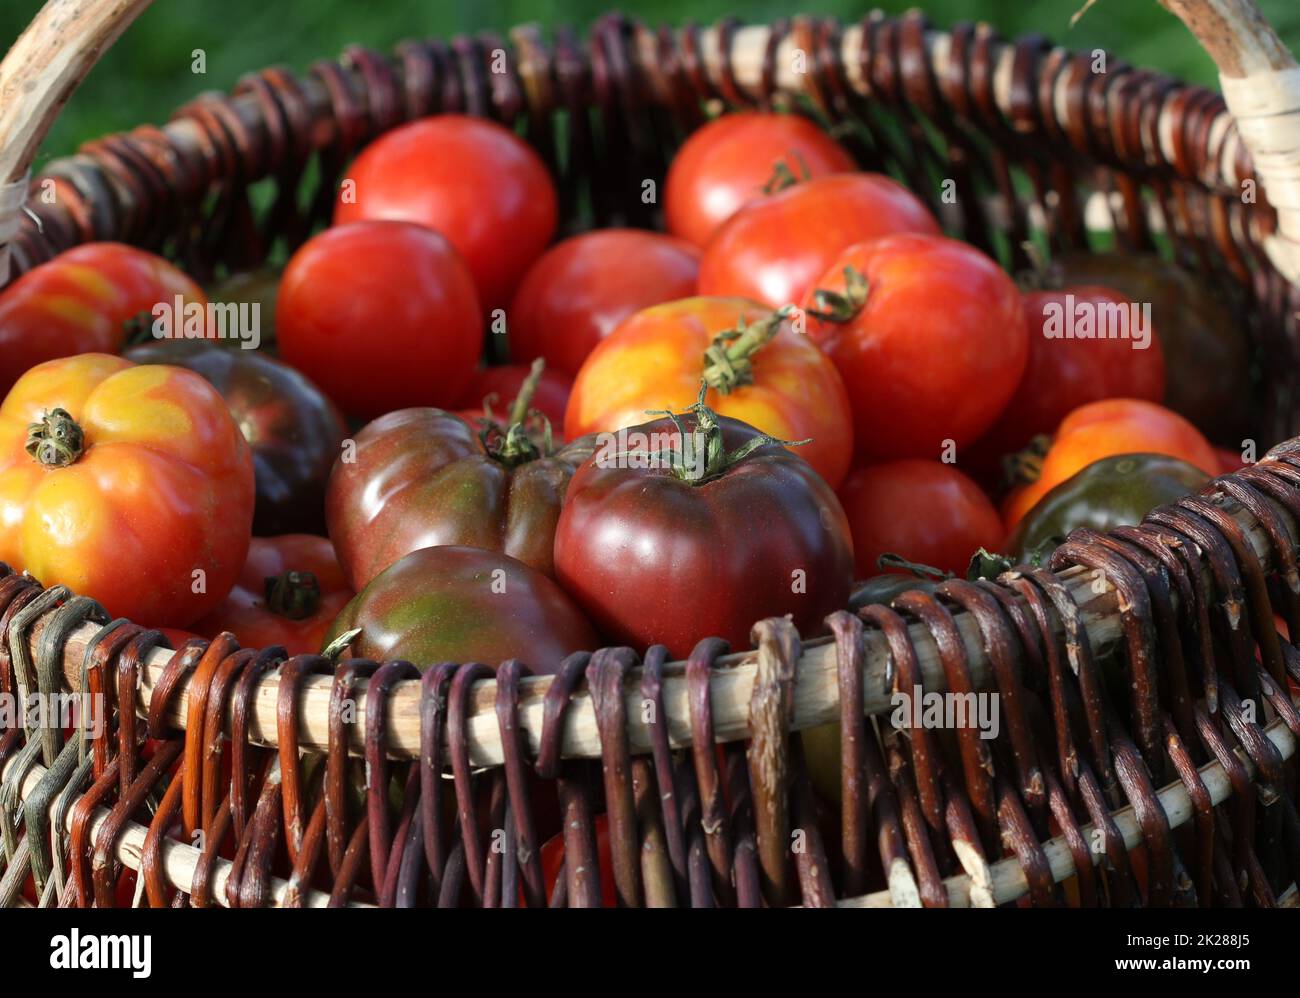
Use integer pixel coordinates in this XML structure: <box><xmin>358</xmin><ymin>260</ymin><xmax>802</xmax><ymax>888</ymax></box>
<box><xmin>0</xmin><ymin>109</ymin><xmax>1253</xmax><ymax>900</ymax></box>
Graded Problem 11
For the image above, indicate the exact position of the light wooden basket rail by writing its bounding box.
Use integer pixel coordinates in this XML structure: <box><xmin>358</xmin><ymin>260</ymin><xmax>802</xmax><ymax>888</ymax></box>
<box><xmin>17</xmin><ymin>483</ymin><xmax>1283</xmax><ymax>767</ymax></box>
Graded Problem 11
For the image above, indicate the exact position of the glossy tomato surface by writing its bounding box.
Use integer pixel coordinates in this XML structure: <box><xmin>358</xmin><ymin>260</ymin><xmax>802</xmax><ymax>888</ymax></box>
<box><xmin>839</xmin><ymin>460</ymin><xmax>1003</xmax><ymax>578</ymax></box>
<box><xmin>326</xmin><ymin>408</ymin><xmax>595</xmax><ymax>591</ymax></box>
<box><xmin>697</xmin><ymin>173</ymin><xmax>940</xmax><ymax>308</ymax></box>
<box><xmin>565</xmin><ymin>296</ymin><xmax>852</xmax><ymax>488</ymax></box>
<box><xmin>334</xmin><ymin>115</ymin><xmax>557</xmax><ymax>309</ymax></box>
<box><xmin>277</xmin><ymin>220</ymin><xmax>482</xmax><ymax>419</ymax></box>
<box><xmin>325</xmin><ymin>545</ymin><xmax>598</xmax><ymax>674</ymax></box>
<box><xmin>665</xmin><ymin>112</ymin><xmax>856</xmax><ymax>247</ymax></box>
<box><xmin>0</xmin><ymin>243</ymin><xmax>205</xmax><ymax>397</ymax></box>
<box><xmin>972</xmin><ymin>285</ymin><xmax>1166</xmax><ymax>460</ymax></box>
<box><xmin>125</xmin><ymin>339</ymin><xmax>347</xmax><ymax>536</ymax></box>
<box><xmin>1002</xmin><ymin>398</ymin><xmax>1219</xmax><ymax>529</ymax></box>
<box><xmin>554</xmin><ymin>411</ymin><xmax>854</xmax><ymax>659</ymax></box>
<box><xmin>457</xmin><ymin>363</ymin><xmax>573</xmax><ymax>434</ymax></box>
<box><xmin>507</xmin><ymin>229</ymin><xmax>700</xmax><ymax>378</ymax></box>
<box><xmin>804</xmin><ymin>234</ymin><xmax>1028</xmax><ymax>462</ymax></box>
<box><xmin>192</xmin><ymin>534</ymin><xmax>353</xmax><ymax>657</ymax></box>
<box><xmin>0</xmin><ymin>354</ymin><xmax>253</xmax><ymax>627</ymax></box>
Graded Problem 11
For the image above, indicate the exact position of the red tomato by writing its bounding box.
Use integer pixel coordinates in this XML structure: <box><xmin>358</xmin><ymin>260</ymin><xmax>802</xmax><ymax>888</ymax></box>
<box><xmin>839</xmin><ymin>461</ymin><xmax>1003</xmax><ymax>578</ymax></box>
<box><xmin>0</xmin><ymin>242</ymin><xmax>206</xmax><ymax>397</ymax></box>
<box><xmin>554</xmin><ymin>405</ymin><xmax>854</xmax><ymax>659</ymax></box>
<box><xmin>507</xmin><ymin>230</ymin><xmax>700</xmax><ymax>377</ymax></box>
<box><xmin>277</xmin><ymin>221</ymin><xmax>482</xmax><ymax>419</ymax></box>
<box><xmin>665</xmin><ymin>112</ymin><xmax>856</xmax><ymax>247</ymax></box>
<box><xmin>1216</xmin><ymin>445</ymin><xmax>1248</xmax><ymax>475</ymax></box>
<box><xmin>971</xmin><ymin>285</ymin><xmax>1166</xmax><ymax>460</ymax></box>
<box><xmin>191</xmin><ymin>535</ymin><xmax>353</xmax><ymax>657</ymax></box>
<box><xmin>803</xmin><ymin>234</ymin><xmax>1028</xmax><ymax>463</ymax></box>
<box><xmin>697</xmin><ymin>173</ymin><xmax>940</xmax><ymax>308</ymax></box>
<box><xmin>1002</xmin><ymin>399</ymin><xmax>1219</xmax><ymax>529</ymax></box>
<box><xmin>538</xmin><ymin>813</ymin><xmax>616</xmax><ymax>908</ymax></box>
<box><xmin>0</xmin><ymin>354</ymin><xmax>253</xmax><ymax>628</ymax></box>
<box><xmin>334</xmin><ymin>115</ymin><xmax>557</xmax><ymax>309</ymax></box>
<box><xmin>565</xmin><ymin>296</ymin><xmax>853</xmax><ymax>488</ymax></box>
<box><xmin>457</xmin><ymin>363</ymin><xmax>572</xmax><ymax>435</ymax></box>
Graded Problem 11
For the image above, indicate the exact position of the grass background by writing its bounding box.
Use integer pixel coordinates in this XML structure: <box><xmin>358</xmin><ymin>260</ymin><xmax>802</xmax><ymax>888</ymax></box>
<box><xmin>2</xmin><ymin>0</ymin><xmax>1299</xmax><ymax>168</ymax></box>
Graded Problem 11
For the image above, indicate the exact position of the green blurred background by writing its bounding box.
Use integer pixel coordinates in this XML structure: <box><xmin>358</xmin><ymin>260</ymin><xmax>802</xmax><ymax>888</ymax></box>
<box><xmin>3</xmin><ymin>0</ymin><xmax>1299</xmax><ymax>167</ymax></box>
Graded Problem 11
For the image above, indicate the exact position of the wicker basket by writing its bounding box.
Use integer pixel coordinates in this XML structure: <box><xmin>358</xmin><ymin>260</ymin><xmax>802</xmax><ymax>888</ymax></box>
<box><xmin>0</xmin><ymin>0</ymin><xmax>1299</xmax><ymax>909</ymax></box>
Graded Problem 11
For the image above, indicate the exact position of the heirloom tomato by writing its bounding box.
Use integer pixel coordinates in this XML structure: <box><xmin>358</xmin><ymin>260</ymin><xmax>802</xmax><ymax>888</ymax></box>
<box><xmin>327</xmin><ymin>387</ymin><xmax>595</xmax><ymax>591</ymax></box>
<box><xmin>125</xmin><ymin>339</ymin><xmax>347</xmax><ymax>536</ymax></box>
<box><xmin>1003</xmin><ymin>454</ymin><xmax>1210</xmax><ymax>563</ymax></box>
<box><xmin>507</xmin><ymin>230</ymin><xmax>700</xmax><ymax>378</ymax></box>
<box><xmin>0</xmin><ymin>354</ymin><xmax>253</xmax><ymax>627</ymax></box>
<box><xmin>565</xmin><ymin>297</ymin><xmax>852</xmax><ymax>488</ymax></box>
<box><xmin>665</xmin><ymin>111</ymin><xmax>856</xmax><ymax>247</ymax></box>
<box><xmin>192</xmin><ymin>535</ymin><xmax>353</xmax><ymax>657</ymax></box>
<box><xmin>554</xmin><ymin>397</ymin><xmax>854</xmax><ymax>659</ymax></box>
<box><xmin>697</xmin><ymin>173</ymin><xmax>940</xmax><ymax>308</ymax></box>
<box><xmin>277</xmin><ymin>220</ymin><xmax>482</xmax><ymax>419</ymax></box>
<box><xmin>971</xmin><ymin>285</ymin><xmax>1166</xmax><ymax>461</ymax></box>
<box><xmin>1002</xmin><ymin>399</ymin><xmax>1219</xmax><ymax>529</ymax></box>
<box><xmin>803</xmin><ymin>234</ymin><xmax>1028</xmax><ymax>462</ymax></box>
<box><xmin>324</xmin><ymin>545</ymin><xmax>597</xmax><ymax>674</ymax></box>
<box><xmin>334</xmin><ymin>115</ymin><xmax>557</xmax><ymax>308</ymax></box>
<box><xmin>457</xmin><ymin>362</ymin><xmax>572</xmax><ymax>436</ymax></box>
<box><xmin>839</xmin><ymin>461</ymin><xmax>1003</xmax><ymax>578</ymax></box>
<box><xmin>0</xmin><ymin>242</ymin><xmax>205</xmax><ymax>397</ymax></box>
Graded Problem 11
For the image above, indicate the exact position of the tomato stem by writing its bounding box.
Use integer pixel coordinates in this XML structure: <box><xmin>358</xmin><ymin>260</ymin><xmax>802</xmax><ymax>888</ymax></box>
<box><xmin>1002</xmin><ymin>433</ymin><xmax>1051</xmax><ymax>490</ymax></box>
<box><xmin>702</xmin><ymin>305</ymin><xmax>794</xmax><ymax>394</ymax></box>
<box><xmin>508</xmin><ymin>357</ymin><xmax>546</xmax><ymax>428</ymax></box>
<box><xmin>26</xmin><ymin>408</ymin><xmax>86</xmax><ymax>468</ymax></box>
<box><xmin>265</xmin><ymin>570</ymin><xmax>321</xmax><ymax>620</ymax></box>
<box><xmin>762</xmin><ymin>151</ymin><xmax>812</xmax><ymax>194</ymax></box>
<box><xmin>476</xmin><ymin>358</ymin><xmax>553</xmax><ymax>468</ymax></box>
<box><xmin>806</xmin><ymin>266</ymin><xmax>870</xmax><ymax>323</ymax></box>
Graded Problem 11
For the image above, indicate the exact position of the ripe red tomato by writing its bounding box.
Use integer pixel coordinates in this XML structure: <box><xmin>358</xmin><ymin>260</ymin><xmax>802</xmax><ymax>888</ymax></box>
<box><xmin>538</xmin><ymin>813</ymin><xmax>616</xmax><ymax>907</ymax></box>
<box><xmin>839</xmin><ymin>461</ymin><xmax>1003</xmax><ymax>578</ymax></box>
<box><xmin>554</xmin><ymin>404</ymin><xmax>854</xmax><ymax>659</ymax></box>
<box><xmin>191</xmin><ymin>535</ymin><xmax>353</xmax><ymax>657</ymax></box>
<box><xmin>0</xmin><ymin>354</ymin><xmax>253</xmax><ymax>627</ymax></box>
<box><xmin>970</xmin><ymin>285</ymin><xmax>1166</xmax><ymax>461</ymax></box>
<box><xmin>803</xmin><ymin>234</ymin><xmax>1028</xmax><ymax>463</ymax></box>
<box><xmin>0</xmin><ymin>242</ymin><xmax>206</xmax><ymax>397</ymax></box>
<box><xmin>277</xmin><ymin>221</ymin><xmax>482</xmax><ymax>419</ymax></box>
<box><xmin>507</xmin><ymin>229</ymin><xmax>700</xmax><ymax>377</ymax></box>
<box><xmin>565</xmin><ymin>296</ymin><xmax>853</xmax><ymax>488</ymax></box>
<box><xmin>665</xmin><ymin>112</ymin><xmax>856</xmax><ymax>247</ymax></box>
<box><xmin>1216</xmin><ymin>445</ymin><xmax>1247</xmax><ymax>475</ymax></box>
<box><xmin>697</xmin><ymin>173</ymin><xmax>940</xmax><ymax>308</ymax></box>
<box><xmin>334</xmin><ymin>115</ymin><xmax>557</xmax><ymax>309</ymax></box>
<box><xmin>1002</xmin><ymin>398</ymin><xmax>1219</xmax><ymax>529</ymax></box>
<box><xmin>457</xmin><ymin>363</ymin><xmax>572</xmax><ymax>435</ymax></box>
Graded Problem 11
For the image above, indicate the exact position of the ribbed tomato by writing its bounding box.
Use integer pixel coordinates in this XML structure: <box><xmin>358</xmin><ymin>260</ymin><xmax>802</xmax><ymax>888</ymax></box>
<box><xmin>0</xmin><ymin>242</ymin><xmax>205</xmax><ymax>397</ymax></box>
<box><xmin>697</xmin><ymin>173</ymin><xmax>940</xmax><ymax>307</ymax></box>
<box><xmin>665</xmin><ymin>111</ymin><xmax>856</xmax><ymax>247</ymax></box>
<box><xmin>192</xmin><ymin>534</ymin><xmax>353</xmax><ymax>657</ymax></box>
<box><xmin>565</xmin><ymin>297</ymin><xmax>853</xmax><ymax>488</ymax></box>
<box><xmin>0</xmin><ymin>354</ymin><xmax>253</xmax><ymax>627</ymax></box>
<box><xmin>507</xmin><ymin>230</ymin><xmax>700</xmax><ymax>378</ymax></box>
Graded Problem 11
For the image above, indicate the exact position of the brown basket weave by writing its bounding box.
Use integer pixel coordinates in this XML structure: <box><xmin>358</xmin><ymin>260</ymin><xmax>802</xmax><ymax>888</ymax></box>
<box><xmin>0</xmin><ymin>0</ymin><xmax>1299</xmax><ymax>908</ymax></box>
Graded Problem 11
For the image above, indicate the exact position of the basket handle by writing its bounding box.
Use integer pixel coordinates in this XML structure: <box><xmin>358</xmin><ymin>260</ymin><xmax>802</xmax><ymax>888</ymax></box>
<box><xmin>1161</xmin><ymin>0</ymin><xmax>1300</xmax><ymax>283</ymax></box>
<box><xmin>0</xmin><ymin>0</ymin><xmax>155</xmax><ymax>281</ymax></box>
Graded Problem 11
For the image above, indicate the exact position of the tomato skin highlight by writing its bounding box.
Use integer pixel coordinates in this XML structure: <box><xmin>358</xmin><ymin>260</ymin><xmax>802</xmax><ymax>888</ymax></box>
<box><xmin>697</xmin><ymin>173</ymin><xmax>940</xmax><ymax>308</ymax></box>
<box><xmin>507</xmin><ymin>230</ymin><xmax>700</xmax><ymax>378</ymax></box>
<box><xmin>1002</xmin><ymin>399</ymin><xmax>1220</xmax><ymax>530</ymax></box>
<box><xmin>839</xmin><ymin>461</ymin><xmax>1003</xmax><ymax>578</ymax></box>
<box><xmin>277</xmin><ymin>220</ymin><xmax>483</xmax><ymax>420</ymax></box>
<box><xmin>554</xmin><ymin>413</ymin><xmax>854</xmax><ymax>660</ymax></box>
<box><xmin>191</xmin><ymin>534</ymin><xmax>353</xmax><ymax>657</ymax></box>
<box><xmin>0</xmin><ymin>242</ymin><xmax>206</xmax><ymax>398</ymax></box>
<box><xmin>325</xmin><ymin>545</ymin><xmax>598</xmax><ymax>675</ymax></box>
<box><xmin>565</xmin><ymin>296</ymin><xmax>853</xmax><ymax>489</ymax></box>
<box><xmin>665</xmin><ymin>112</ymin><xmax>856</xmax><ymax>247</ymax></box>
<box><xmin>804</xmin><ymin>234</ymin><xmax>1029</xmax><ymax>463</ymax></box>
<box><xmin>333</xmin><ymin>115</ymin><xmax>558</xmax><ymax>309</ymax></box>
<box><xmin>0</xmin><ymin>354</ymin><xmax>254</xmax><ymax>628</ymax></box>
